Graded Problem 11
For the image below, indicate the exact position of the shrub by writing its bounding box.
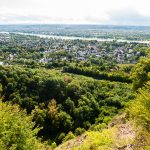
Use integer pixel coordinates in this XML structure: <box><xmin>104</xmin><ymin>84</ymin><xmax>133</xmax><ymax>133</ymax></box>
<box><xmin>51</xmin><ymin>142</ymin><xmax>57</xmax><ymax>149</ymax></box>
<box><xmin>75</xmin><ymin>128</ymin><xmax>85</xmax><ymax>136</ymax></box>
<box><xmin>63</xmin><ymin>132</ymin><xmax>75</xmax><ymax>142</ymax></box>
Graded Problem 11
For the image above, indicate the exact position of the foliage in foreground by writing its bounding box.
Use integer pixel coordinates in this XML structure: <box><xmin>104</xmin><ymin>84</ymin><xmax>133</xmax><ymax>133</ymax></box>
<box><xmin>130</xmin><ymin>83</ymin><xmax>150</xmax><ymax>131</ymax></box>
<box><xmin>56</xmin><ymin>128</ymin><xmax>117</xmax><ymax>150</ymax></box>
<box><xmin>129</xmin><ymin>83</ymin><xmax>150</xmax><ymax>149</ymax></box>
<box><xmin>0</xmin><ymin>101</ymin><xmax>43</xmax><ymax>150</ymax></box>
<box><xmin>129</xmin><ymin>55</ymin><xmax>150</xmax><ymax>149</ymax></box>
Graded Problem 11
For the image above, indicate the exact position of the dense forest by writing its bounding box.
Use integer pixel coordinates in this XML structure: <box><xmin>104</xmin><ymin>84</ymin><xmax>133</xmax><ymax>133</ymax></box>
<box><xmin>0</xmin><ymin>65</ymin><xmax>135</xmax><ymax>144</ymax></box>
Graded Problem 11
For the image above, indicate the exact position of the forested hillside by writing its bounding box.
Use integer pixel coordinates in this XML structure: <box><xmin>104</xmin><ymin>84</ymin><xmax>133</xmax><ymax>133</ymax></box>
<box><xmin>0</xmin><ymin>65</ymin><xmax>135</xmax><ymax>146</ymax></box>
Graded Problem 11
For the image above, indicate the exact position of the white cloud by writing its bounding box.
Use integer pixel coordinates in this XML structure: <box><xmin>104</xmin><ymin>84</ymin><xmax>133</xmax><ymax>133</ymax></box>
<box><xmin>0</xmin><ymin>0</ymin><xmax>150</xmax><ymax>25</ymax></box>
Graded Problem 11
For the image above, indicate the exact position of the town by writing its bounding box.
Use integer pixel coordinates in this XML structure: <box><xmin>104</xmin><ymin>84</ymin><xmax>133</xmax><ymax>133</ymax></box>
<box><xmin>0</xmin><ymin>32</ymin><xmax>146</xmax><ymax>66</ymax></box>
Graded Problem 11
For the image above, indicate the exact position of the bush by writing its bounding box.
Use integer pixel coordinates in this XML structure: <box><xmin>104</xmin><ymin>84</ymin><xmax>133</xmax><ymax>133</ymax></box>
<box><xmin>75</xmin><ymin>128</ymin><xmax>85</xmax><ymax>136</ymax></box>
<box><xmin>63</xmin><ymin>132</ymin><xmax>75</xmax><ymax>142</ymax></box>
<box><xmin>51</xmin><ymin>142</ymin><xmax>57</xmax><ymax>149</ymax></box>
<box><xmin>57</xmin><ymin>133</ymin><xmax>66</xmax><ymax>143</ymax></box>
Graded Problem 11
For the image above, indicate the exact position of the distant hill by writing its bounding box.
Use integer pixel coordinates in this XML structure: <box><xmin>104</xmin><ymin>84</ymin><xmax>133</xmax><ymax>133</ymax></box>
<box><xmin>0</xmin><ymin>24</ymin><xmax>150</xmax><ymax>32</ymax></box>
<box><xmin>0</xmin><ymin>24</ymin><xmax>150</xmax><ymax>40</ymax></box>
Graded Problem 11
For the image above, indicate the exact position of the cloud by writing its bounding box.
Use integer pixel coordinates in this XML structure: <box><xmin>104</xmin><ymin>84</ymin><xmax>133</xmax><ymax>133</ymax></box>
<box><xmin>0</xmin><ymin>8</ymin><xmax>109</xmax><ymax>24</ymax></box>
<box><xmin>107</xmin><ymin>9</ymin><xmax>150</xmax><ymax>26</ymax></box>
<box><xmin>0</xmin><ymin>0</ymin><xmax>150</xmax><ymax>25</ymax></box>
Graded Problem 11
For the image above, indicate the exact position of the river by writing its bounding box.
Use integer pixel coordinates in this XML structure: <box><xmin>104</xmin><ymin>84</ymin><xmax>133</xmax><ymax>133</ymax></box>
<box><xmin>10</xmin><ymin>32</ymin><xmax>150</xmax><ymax>44</ymax></box>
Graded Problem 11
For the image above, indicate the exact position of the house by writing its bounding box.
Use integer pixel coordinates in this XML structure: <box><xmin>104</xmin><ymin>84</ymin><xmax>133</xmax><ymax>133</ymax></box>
<box><xmin>0</xmin><ymin>62</ymin><xmax>4</xmax><ymax>65</ymax></box>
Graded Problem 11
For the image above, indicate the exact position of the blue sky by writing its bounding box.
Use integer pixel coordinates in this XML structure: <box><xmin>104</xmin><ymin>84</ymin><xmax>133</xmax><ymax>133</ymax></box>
<box><xmin>0</xmin><ymin>0</ymin><xmax>150</xmax><ymax>25</ymax></box>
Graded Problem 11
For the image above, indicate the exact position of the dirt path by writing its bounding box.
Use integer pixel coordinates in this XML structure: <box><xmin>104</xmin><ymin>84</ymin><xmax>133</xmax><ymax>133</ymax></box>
<box><xmin>115</xmin><ymin>123</ymin><xmax>135</xmax><ymax>150</ymax></box>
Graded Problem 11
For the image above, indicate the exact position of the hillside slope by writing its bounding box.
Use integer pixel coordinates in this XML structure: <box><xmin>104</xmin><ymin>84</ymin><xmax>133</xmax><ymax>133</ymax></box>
<box><xmin>55</xmin><ymin>55</ymin><xmax>150</xmax><ymax>150</ymax></box>
<box><xmin>55</xmin><ymin>114</ymin><xmax>136</xmax><ymax>150</ymax></box>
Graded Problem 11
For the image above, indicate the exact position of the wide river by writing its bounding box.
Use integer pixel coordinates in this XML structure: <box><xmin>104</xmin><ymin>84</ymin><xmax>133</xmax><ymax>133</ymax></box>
<box><xmin>11</xmin><ymin>32</ymin><xmax>150</xmax><ymax>44</ymax></box>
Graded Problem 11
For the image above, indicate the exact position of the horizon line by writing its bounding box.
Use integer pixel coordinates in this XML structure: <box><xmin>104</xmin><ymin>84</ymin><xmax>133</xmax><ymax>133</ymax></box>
<box><xmin>0</xmin><ymin>23</ymin><xmax>150</xmax><ymax>27</ymax></box>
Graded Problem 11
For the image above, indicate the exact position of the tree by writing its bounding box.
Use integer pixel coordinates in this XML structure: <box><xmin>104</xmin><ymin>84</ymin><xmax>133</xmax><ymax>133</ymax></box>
<box><xmin>0</xmin><ymin>83</ymin><xmax>2</xmax><ymax>97</ymax></box>
<box><xmin>130</xmin><ymin>83</ymin><xmax>150</xmax><ymax>131</ymax></box>
<box><xmin>0</xmin><ymin>101</ymin><xmax>41</xmax><ymax>150</ymax></box>
<box><xmin>51</xmin><ymin>111</ymin><xmax>73</xmax><ymax>133</ymax></box>
<box><xmin>48</xmin><ymin>99</ymin><xmax>59</xmax><ymax>119</ymax></box>
<box><xmin>132</xmin><ymin>56</ymin><xmax>150</xmax><ymax>90</ymax></box>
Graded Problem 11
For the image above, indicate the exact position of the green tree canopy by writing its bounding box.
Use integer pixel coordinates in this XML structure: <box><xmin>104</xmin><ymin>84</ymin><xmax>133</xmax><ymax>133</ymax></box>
<box><xmin>0</xmin><ymin>101</ymin><xmax>41</xmax><ymax>150</ymax></box>
<box><xmin>132</xmin><ymin>55</ymin><xmax>150</xmax><ymax>90</ymax></box>
<box><xmin>130</xmin><ymin>82</ymin><xmax>150</xmax><ymax>131</ymax></box>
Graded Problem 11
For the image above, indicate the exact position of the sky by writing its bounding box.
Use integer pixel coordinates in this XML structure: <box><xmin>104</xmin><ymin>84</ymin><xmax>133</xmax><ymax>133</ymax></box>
<box><xmin>0</xmin><ymin>0</ymin><xmax>150</xmax><ymax>26</ymax></box>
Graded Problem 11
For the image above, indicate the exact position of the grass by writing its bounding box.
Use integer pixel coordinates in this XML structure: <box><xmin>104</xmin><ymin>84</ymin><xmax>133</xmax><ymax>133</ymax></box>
<box><xmin>56</xmin><ymin>127</ymin><xmax>117</xmax><ymax>150</ymax></box>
